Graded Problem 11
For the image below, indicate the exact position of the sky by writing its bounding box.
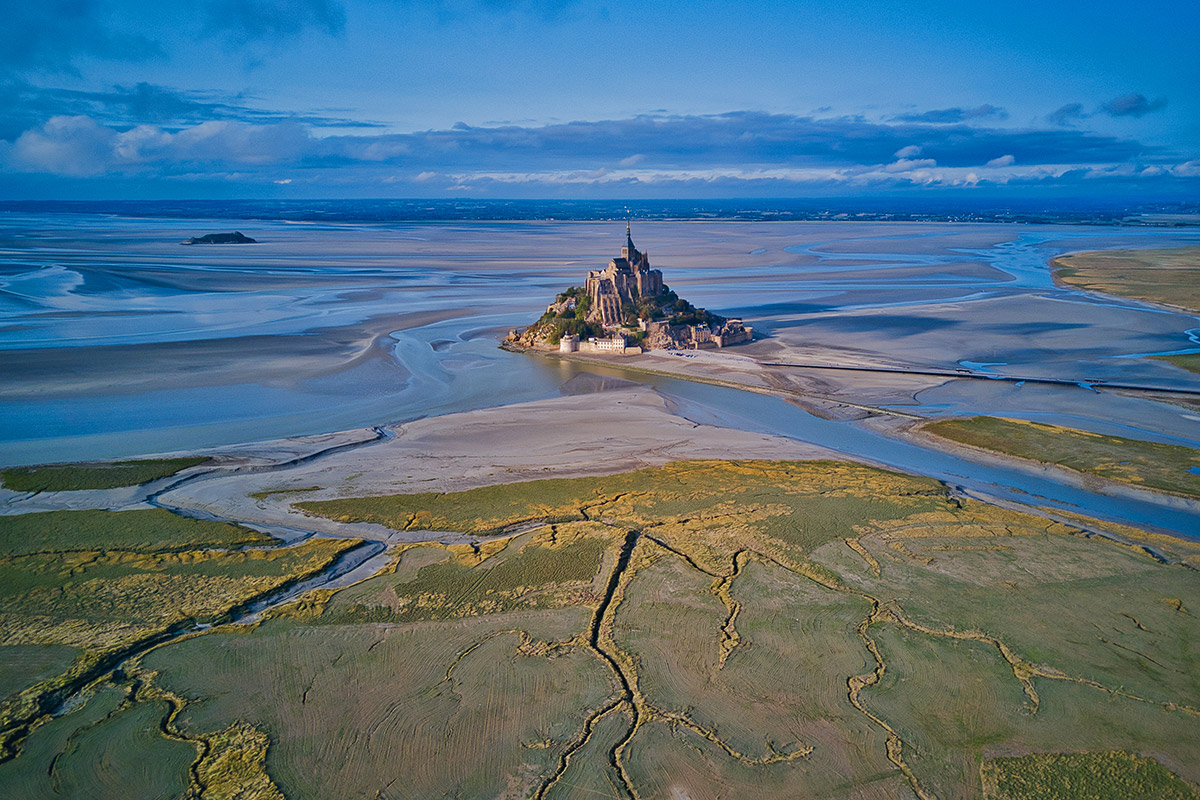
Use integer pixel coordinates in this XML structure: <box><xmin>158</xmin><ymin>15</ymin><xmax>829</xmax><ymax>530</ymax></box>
<box><xmin>1</xmin><ymin>0</ymin><xmax>1197</xmax><ymax>200</ymax></box>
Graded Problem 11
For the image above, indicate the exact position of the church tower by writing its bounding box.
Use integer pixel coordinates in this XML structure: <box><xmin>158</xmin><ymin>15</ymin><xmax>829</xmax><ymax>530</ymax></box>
<box><xmin>621</xmin><ymin>222</ymin><xmax>634</xmax><ymax>260</ymax></box>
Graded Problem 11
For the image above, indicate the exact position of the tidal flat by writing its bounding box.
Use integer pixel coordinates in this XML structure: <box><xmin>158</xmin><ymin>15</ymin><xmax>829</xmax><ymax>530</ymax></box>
<box><xmin>4</xmin><ymin>214</ymin><xmax>1200</xmax><ymax>465</ymax></box>
<box><xmin>3</xmin><ymin>213</ymin><xmax>1200</xmax><ymax>798</ymax></box>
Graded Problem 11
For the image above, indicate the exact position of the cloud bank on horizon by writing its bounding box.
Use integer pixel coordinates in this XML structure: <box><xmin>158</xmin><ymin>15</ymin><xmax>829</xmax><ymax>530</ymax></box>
<box><xmin>1</xmin><ymin>0</ymin><xmax>1196</xmax><ymax>200</ymax></box>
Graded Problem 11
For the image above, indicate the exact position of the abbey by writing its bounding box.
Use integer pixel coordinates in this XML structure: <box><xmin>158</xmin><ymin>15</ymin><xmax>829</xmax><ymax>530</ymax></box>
<box><xmin>511</xmin><ymin>224</ymin><xmax>751</xmax><ymax>352</ymax></box>
<box><xmin>585</xmin><ymin>224</ymin><xmax>663</xmax><ymax>326</ymax></box>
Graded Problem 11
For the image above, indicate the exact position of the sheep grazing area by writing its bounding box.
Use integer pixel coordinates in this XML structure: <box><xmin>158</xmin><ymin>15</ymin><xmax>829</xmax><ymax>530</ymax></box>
<box><xmin>3</xmin><ymin>459</ymin><xmax>1198</xmax><ymax>799</ymax></box>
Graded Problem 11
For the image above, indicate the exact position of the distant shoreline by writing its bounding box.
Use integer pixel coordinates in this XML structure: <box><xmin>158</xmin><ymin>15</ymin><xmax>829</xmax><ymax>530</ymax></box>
<box><xmin>2</xmin><ymin>198</ymin><xmax>1198</xmax><ymax>227</ymax></box>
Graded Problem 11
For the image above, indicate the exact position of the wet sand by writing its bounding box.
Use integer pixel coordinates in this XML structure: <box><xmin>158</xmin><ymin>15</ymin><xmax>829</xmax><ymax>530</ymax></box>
<box><xmin>4</xmin><ymin>214</ymin><xmax>1200</xmax><ymax>486</ymax></box>
<box><xmin>2</xmin><ymin>386</ymin><xmax>839</xmax><ymax>545</ymax></box>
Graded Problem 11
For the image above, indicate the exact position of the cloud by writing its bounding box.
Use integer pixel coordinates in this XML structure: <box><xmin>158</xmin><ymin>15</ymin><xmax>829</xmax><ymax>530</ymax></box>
<box><xmin>0</xmin><ymin>80</ymin><xmax>382</xmax><ymax>139</ymax></box>
<box><xmin>1173</xmin><ymin>160</ymin><xmax>1200</xmax><ymax>178</ymax></box>
<box><xmin>315</xmin><ymin>110</ymin><xmax>1157</xmax><ymax>171</ymax></box>
<box><xmin>4</xmin><ymin>115</ymin><xmax>314</xmax><ymax>176</ymax></box>
<box><xmin>5</xmin><ymin>116</ymin><xmax>117</xmax><ymax>177</ymax></box>
<box><xmin>885</xmin><ymin>158</ymin><xmax>936</xmax><ymax>173</ymax></box>
<box><xmin>893</xmin><ymin>105</ymin><xmax>1008</xmax><ymax>124</ymax></box>
<box><xmin>1047</xmin><ymin>103</ymin><xmax>1086</xmax><ymax>126</ymax></box>
<box><xmin>3</xmin><ymin>110</ymin><xmax>1195</xmax><ymax>196</ymax></box>
<box><xmin>1099</xmin><ymin>93</ymin><xmax>1168</xmax><ymax>118</ymax></box>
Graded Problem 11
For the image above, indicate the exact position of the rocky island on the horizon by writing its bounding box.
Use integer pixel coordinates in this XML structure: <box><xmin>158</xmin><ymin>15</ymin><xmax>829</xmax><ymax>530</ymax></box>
<box><xmin>180</xmin><ymin>231</ymin><xmax>258</xmax><ymax>245</ymax></box>
<box><xmin>509</xmin><ymin>224</ymin><xmax>751</xmax><ymax>354</ymax></box>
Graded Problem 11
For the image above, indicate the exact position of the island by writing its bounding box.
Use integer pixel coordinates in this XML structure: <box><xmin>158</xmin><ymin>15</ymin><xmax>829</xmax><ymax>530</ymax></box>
<box><xmin>508</xmin><ymin>224</ymin><xmax>751</xmax><ymax>353</ymax></box>
<box><xmin>181</xmin><ymin>231</ymin><xmax>258</xmax><ymax>245</ymax></box>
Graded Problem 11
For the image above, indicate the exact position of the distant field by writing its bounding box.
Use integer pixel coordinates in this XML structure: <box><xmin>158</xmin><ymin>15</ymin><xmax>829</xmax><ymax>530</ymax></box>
<box><xmin>6</xmin><ymin>459</ymin><xmax>1187</xmax><ymax>800</ymax></box>
<box><xmin>923</xmin><ymin>416</ymin><xmax>1200</xmax><ymax>500</ymax></box>
<box><xmin>1155</xmin><ymin>352</ymin><xmax>1200</xmax><ymax>375</ymax></box>
<box><xmin>0</xmin><ymin>457</ymin><xmax>208</xmax><ymax>493</ymax></box>
<box><xmin>1051</xmin><ymin>246</ymin><xmax>1200</xmax><ymax>314</ymax></box>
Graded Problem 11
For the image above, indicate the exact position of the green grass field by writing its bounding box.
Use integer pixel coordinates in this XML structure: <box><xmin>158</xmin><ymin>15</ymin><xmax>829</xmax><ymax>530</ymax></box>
<box><xmin>4</xmin><ymin>459</ymin><xmax>1198</xmax><ymax>799</ymax></box>
<box><xmin>923</xmin><ymin>416</ymin><xmax>1200</xmax><ymax>500</ymax></box>
<box><xmin>1155</xmin><ymin>352</ymin><xmax>1200</xmax><ymax>375</ymax></box>
<box><xmin>1</xmin><ymin>457</ymin><xmax>208</xmax><ymax>492</ymax></box>
<box><xmin>1051</xmin><ymin>246</ymin><xmax>1200</xmax><ymax>314</ymax></box>
<box><xmin>0</xmin><ymin>508</ymin><xmax>272</xmax><ymax>556</ymax></box>
<box><xmin>0</xmin><ymin>505</ymin><xmax>358</xmax><ymax>770</ymax></box>
<box><xmin>983</xmin><ymin>751</ymin><xmax>1200</xmax><ymax>800</ymax></box>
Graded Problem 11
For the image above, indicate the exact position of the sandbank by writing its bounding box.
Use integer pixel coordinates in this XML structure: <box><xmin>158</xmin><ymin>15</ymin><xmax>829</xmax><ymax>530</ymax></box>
<box><xmin>138</xmin><ymin>386</ymin><xmax>842</xmax><ymax>544</ymax></box>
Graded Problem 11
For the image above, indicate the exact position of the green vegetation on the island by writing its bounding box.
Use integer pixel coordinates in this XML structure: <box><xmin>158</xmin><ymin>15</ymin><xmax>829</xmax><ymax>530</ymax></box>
<box><xmin>0</xmin><ymin>508</ymin><xmax>271</xmax><ymax>556</ymax></box>
<box><xmin>983</xmin><ymin>751</ymin><xmax>1200</xmax><ymax>800</ymax></box>
<box><xmin>530</xmin><ymin>285</ymin><xmax>708</xmax><ymax>345</ymax></box>
<box><xmin>1</xmin><ymin>456</ymin><xmax>208</xmax><ymax>493</ymax></box>
<box><xmin>534</xmin><ymin>286</ymin><xmax>603</xmax><ymax>344</ymax></box>
<box><xmin>0</xmin><ymin>504</ymin><xmax>358</xmax><ymax>774</ymax></box>
<box><xmin>923</xmin><ymin>416</ymin><xmax>1200</xmax><ymax>499</ymax></box>
<box><xmin>524</xmin><ymin>284</ymin><xmax>718</xmax><ymax>346</ymax></box>
<box><xmin>8</xmin><ymin>459</ymin><xmax>1191</xmax><ymax>799</ymax></box>
<box><xmin>1051</xmin><ymin>246</ymin><xmax>1200</xmax><ymax>314</ymax></box>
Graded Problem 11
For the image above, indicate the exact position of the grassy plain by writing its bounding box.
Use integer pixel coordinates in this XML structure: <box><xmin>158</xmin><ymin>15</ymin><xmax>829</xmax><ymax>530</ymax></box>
<box><xmin>0</xmin><ymin>504</ymin><xmax>358</xmax><ymax>783</ymax></box>
<box><xmin>1051</xmin><ymin>246</ymin><xmax>1200</xmax><ymax>314</ymax></box>
<box><xmin>1155</xmin><ymin>352</ymin><xmax>1200</xmax><ymax>375</ymax></box>
<box><xmin>1</xmin><ymin>457</ymin><xmax>208</xmax><ymax>492</ymax></box>
<box><xmin>982</xmin><ymin>751</ymin><xmax>1200</xmax><ymax>800</ymax></box>
<box><xmin>923</xmin><ymin>416</ymin><xmax>1200</xmax><ymax>499</ymax></box>
<box><xmin>0</xmin><ymin>507</ymin><xmax>272</xmax><ymax>556</ymax></box>
<box><xmin>28</xmin><ymin>459</ymin><xmax>1181</xmax><ymax>800</ymax></box>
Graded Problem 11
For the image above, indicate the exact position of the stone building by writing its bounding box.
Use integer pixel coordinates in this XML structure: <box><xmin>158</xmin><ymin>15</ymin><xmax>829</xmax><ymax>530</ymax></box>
<box><xmin>584</xmin><ymin>224</ymin><xmax>663</xmax><ymax>326</ymax></box>
<box><xmin>580</xmin><ymin>335</ymin><xmax>627</xmax><ymax>353</ymax></box>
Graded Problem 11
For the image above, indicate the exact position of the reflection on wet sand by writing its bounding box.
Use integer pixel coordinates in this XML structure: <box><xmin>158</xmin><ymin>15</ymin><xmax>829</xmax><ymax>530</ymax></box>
<box><xmin>2</xmin><ymin>214</ymin><xmax>1199</xmax><ymax>476</ymax></box>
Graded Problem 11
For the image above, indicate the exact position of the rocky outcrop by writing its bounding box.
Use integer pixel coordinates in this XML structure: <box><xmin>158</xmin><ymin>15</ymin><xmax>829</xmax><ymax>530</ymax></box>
<box><xmin>181</xmin><ymin>232</ymin><xmax>257</xmax><ymax>245</ymax></box>
<box><xmin>510</xmin><ymin>226</ymin><xmax>752</xmax><ymax>352</ymax></box>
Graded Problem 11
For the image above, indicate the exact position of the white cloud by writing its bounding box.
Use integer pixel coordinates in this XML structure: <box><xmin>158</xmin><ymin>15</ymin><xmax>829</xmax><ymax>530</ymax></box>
<box><xmin>894</xmin><ymin>145</ymin><xmax>922</xmax><ymax>158</ymax></box>
<box><xmin>884</xmin><ymin>157</ymin><xmax>936</xmax><ymax>173</ymax></box>
<box><xmin>9</xmin><ymin>116</ymin><xmax>116</xmax><ymax>176</ymax></box>
<box><xmin>3</xmin><ymin>115</ymin><xmax>314</xmax><ymax>176</ymax></box>
<box><xmin>1172</xmin><ymin>160</ymin><xmax>1200</xmax><ymax>177</ymax></box>
<box><xmin>986</xmin><ymin>154</ymin><xmax>1015</xmax><ymax>168</ymax></box>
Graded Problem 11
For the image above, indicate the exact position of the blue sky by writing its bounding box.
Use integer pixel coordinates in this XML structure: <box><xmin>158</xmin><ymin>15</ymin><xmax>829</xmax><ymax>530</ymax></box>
<box><xmin>1</xmin><ymin>0</ymin><xmax>1197</xmax><ymax>200</ymax></box>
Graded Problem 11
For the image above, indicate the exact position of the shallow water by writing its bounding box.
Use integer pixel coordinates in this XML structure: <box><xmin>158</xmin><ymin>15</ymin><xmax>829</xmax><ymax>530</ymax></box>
<box><xmin>2</xmin><ymin>213</ymin><xmax>1200</xmax><ymax>536</ymax></box>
